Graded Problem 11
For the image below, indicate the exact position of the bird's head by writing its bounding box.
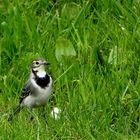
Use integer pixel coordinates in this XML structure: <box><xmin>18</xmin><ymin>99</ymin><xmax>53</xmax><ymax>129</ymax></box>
<box><xmin>30</xmin><ymin>58</ymin><xmax>50</xmax><ymax>72</ymax></box>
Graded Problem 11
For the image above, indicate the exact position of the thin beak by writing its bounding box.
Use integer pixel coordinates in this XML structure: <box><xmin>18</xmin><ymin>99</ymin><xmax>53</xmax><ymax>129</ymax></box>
<box><xmin>42</xmin><ymin>61</ymin><xmax>50</xmax><ymax>65</ymax></box>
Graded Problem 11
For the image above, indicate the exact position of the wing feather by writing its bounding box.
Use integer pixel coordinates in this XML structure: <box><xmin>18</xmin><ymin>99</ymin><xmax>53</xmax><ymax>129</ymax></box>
<box><xmin>19</xmin><ymin>79</ymin><xmax>31</xmax><ymax>103</ymax></box>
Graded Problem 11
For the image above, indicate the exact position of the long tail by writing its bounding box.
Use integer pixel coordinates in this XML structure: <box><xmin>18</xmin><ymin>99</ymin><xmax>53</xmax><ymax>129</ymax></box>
<box><xmin>8</xmin><ymin>105</ymin><xmax>21</xmax><ymax>121</ymax></box>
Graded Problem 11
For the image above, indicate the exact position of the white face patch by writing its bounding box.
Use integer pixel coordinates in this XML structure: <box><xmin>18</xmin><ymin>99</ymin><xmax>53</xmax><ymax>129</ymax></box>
<box><xmin>32</xmin><ymin>64</ymin><xmax>45</xmax><ymax>72</ymax></box>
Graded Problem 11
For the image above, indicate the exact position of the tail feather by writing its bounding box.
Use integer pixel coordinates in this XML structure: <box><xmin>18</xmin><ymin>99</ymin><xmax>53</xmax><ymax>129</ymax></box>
<box><xmin>8</xmin><ymin>105</ymin><xmax>21</xmax><ymax>121</ymax></box>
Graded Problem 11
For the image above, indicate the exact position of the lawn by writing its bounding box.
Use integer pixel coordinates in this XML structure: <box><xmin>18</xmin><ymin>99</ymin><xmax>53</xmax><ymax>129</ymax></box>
<box><xmin>1</xmin><ymin>0</ymin><xmax>140</xmax><ymax>139</ymax></box>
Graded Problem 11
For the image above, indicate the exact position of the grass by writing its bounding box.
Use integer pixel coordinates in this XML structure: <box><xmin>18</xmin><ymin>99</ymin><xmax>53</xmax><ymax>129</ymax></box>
<box><xmin>1</xmin><ymin>0</ymin><xmax>140</xmax><ymax>139</ymax></box>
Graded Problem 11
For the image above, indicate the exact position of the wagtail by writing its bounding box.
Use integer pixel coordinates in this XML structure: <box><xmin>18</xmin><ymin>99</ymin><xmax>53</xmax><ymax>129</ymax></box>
<box><xmin>8</xmin><ymin>58</ymin><xmax>52</xmax><ymax>121</ymax></box>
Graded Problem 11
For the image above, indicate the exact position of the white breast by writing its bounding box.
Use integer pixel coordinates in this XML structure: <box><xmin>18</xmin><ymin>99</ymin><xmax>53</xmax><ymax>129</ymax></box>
<box><xmin>22</xmin><ymin>77</ymin><xmax>52</xmax><ymax>108</ymax></box>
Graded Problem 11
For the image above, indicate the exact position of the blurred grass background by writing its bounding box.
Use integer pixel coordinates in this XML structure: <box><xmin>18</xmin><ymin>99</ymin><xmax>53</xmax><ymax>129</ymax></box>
<box><xmin>1</xmin><ymin>0</ymin><xmax>140</xmax><ymax>139</ymax></box>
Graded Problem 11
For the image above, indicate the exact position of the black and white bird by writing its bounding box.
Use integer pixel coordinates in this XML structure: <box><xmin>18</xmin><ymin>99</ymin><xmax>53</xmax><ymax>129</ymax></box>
<box><xmin>8</xmin><ymin>58</ymin><xmax>52</xmax><ymax>121</ymax></box>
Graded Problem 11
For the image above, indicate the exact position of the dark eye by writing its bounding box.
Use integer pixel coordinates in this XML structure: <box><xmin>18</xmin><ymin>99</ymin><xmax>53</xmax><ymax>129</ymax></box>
<box><xmin>36</xmin><ymin>61</ymin><xmax>39</xmax><ymax>65</ymax></box>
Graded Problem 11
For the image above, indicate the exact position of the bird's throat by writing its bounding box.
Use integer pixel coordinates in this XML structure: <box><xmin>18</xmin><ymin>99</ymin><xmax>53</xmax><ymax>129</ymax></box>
<box><xmin>34</xmin><ymin>73</ymin><xmax>50</xmax><ymax>88</ymax></box>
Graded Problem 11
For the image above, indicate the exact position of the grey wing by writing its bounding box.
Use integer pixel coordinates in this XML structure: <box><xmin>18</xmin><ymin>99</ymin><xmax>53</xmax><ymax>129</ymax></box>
<box><xmin>19</xmin><ymin>79</ymin><xmax>31</xmax><ymax>104</ymax></box>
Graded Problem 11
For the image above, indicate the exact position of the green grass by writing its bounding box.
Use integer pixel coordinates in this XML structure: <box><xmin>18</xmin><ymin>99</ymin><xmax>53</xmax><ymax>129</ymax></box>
<box><xmin>1</xmin><ymin>0</ymin><xmax>140</xmax><ymax>139</ymax></box>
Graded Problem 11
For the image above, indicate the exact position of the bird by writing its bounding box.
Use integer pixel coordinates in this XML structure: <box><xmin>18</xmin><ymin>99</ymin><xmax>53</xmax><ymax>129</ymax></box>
<box><xmin>8</xmin><ymin>58</ymin><xmax>52</xmax><ymax>121</ymax></box>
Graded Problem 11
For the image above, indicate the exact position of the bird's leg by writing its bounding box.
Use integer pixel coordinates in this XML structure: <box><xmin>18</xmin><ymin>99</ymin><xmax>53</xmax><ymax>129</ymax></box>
<box><xmin>41</xmin><ymin>105</ymin><xmax>46</xmax><ymax>119</ymax></box>
<box><xmin>40</xmin><ymin>105</ymin><xmax>48</xmax><ymax>124</ymax></box>
<box><xmin>29</xmin><ymin>107</ymin><xmax>34</xmax><ymax>121</ymax></box>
